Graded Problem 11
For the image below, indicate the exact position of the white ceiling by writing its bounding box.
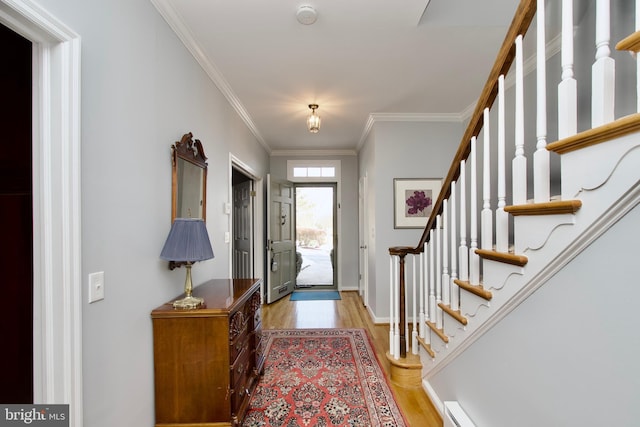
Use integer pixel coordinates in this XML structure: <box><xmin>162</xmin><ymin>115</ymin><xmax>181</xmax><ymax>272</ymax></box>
<box><xmin>152</xmin><ymin>0</ymin><xmax>520</xmax><ymax>154</ymax></box>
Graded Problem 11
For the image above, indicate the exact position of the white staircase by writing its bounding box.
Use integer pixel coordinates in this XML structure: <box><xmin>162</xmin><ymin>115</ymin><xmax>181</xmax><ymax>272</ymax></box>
<box><xmin>386</xmin><ymin>0</ymin><xmax>640</xmax><ymax>416</ymax></box>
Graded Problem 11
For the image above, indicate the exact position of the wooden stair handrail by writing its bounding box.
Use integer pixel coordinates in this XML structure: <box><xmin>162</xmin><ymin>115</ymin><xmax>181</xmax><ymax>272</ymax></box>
<box><xmin>415</xmin><ymin>0</ymin><xmax>536</xmax><ymax>251</ymax></box>
<box><xmin>389</xmin><ymin>0</ymin><xmax>537</xmax><ymax>256</ymax></box>
<box><xmin>387</xmin><ymin>0</ymin><xmax>537</xmax><ymax>363</ymax></box>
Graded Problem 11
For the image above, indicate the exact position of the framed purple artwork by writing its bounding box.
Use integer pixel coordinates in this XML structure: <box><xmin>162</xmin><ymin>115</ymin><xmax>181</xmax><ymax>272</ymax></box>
<box><xmin>393</xmin><ymin>178</ymin><xmax>442</xmax><ymax>229</ymax></box>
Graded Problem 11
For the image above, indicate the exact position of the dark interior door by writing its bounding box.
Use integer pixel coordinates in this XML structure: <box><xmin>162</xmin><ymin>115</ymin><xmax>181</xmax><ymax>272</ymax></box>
<box><xmin>0</xmin><ymin>24</ymin><xmax>33</xmax><ymax>403</ymax></box>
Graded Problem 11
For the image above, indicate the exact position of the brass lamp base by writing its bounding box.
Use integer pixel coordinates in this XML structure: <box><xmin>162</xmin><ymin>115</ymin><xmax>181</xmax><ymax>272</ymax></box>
<box><xmin>172</xmin><ymin>262</ymin><xmax>204</xmax><ymax>310</ymax></box>
<box><xmin>172</xmin><ymin>295</ymin><xmax>205</xmax><ymax>310</ymax></box>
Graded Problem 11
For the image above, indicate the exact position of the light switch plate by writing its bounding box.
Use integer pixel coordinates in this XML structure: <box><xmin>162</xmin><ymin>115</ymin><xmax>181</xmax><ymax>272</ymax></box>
<box><xmin>88</xmin><ymin>271</ymin><xmax>105</xmax><ymax>303</ymax></box>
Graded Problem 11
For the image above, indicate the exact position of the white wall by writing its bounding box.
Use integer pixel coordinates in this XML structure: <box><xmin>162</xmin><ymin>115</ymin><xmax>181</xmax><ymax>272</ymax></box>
<box><xmin>358</xmin><ymin>121</ymin><xmax>463</xmax><ymax>320</ymax></box>
<box><xmin>428</xmin><ymin>202</ymin><xmax>640</xmax><ymax>427</ymax></box>
<box><xmin>32</xmin><ymin>0</ymin><xmax>268</xmax><ymax>425</ymax></box>
<box><xmin>269</xmin><ymin>154</ymin><xmax>359</xmax><ymax>290</ymax></box>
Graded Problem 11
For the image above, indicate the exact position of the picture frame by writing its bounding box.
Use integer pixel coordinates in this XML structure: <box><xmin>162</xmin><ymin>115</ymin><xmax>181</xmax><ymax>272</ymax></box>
<box><xmin>393</xmin><ymin>178</ymin><xmax>442</xmax><ymax>229</ymax></box>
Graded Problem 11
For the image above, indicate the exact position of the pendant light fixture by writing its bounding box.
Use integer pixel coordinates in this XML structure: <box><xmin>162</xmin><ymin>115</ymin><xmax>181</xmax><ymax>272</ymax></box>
<box><xmin>307</xmin><ymin>104</ymin><xmax>321</xmax><ymax>133</ymax></box>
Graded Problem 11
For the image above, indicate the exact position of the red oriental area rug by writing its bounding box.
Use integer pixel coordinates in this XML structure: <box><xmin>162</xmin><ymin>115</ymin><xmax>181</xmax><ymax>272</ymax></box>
<box><xmin>242</xmin><ymin>328</ymin><xmax>407</xmax><ymax>427</ymax></box>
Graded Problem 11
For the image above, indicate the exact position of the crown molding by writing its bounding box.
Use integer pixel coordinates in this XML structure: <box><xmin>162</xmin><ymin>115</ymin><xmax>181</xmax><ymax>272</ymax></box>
<box><xmin>150</xmin><ymin>0</ymin><xmax>270</xmax><ymax>154</ymax></box>
<box><xmin>357</xmin><ymin>112</ymin><xmax>464</xmax><ymax>150</ymax></box>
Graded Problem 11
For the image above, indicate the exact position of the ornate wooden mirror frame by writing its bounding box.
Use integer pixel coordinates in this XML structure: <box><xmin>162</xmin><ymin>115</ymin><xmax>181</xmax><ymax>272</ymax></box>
<box><xmin>171</xmin><ymin>132</ymin><xmax>208</xmax><ymax>223</ymax></box>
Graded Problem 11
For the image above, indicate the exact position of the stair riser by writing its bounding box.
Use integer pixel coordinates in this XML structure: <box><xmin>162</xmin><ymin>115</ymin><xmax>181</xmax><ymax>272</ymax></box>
<box><xmin>479</xmin><ymin>261</ymin><xmax>523</xmax><ymax>294</ymax></box>
<box><xmin>443</xmin><ymin>314</ymin><xmax>466</xmax><ymax>339</ymax></box>
<box><xmin>513</xmin><ymin>214</ymin><xmax>576</xmax><ymax>254</ymax></box>
<box><xmin>560</xmin><ymin>132</ymin><xmax>640</xmax><ymax>201</ymax></box>
<box><xmin>459</xmin><ymin>291</ymin><xmax>491</xmax><ymax>318</ymax></box>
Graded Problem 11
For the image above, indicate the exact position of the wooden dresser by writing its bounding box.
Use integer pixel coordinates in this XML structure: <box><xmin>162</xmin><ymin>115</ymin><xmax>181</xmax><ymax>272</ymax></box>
<box><xmin>151</xmin><ymin>278</ymin><xmax>264</xmax><ymax>426</ymax></box>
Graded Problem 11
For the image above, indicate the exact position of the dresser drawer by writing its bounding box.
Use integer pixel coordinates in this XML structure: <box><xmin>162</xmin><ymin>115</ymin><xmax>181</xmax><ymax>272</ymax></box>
<box><xmin>231</xmin><ymin>346</ymin><xmax>250</xmax><ymax>387</ymax></box>
<box><xmin>230</xmin><ymin>352</ymin><xmax>251</xmax><ymax>415</ymax></box>
<box><xmin>253</xmin><ymin>329</ymin><xmax>266</xmax><ymax>374</ymax></box>
<box><xmin>230</xmin><ymin>327</ymin><xmax>248</xmax><ymax>364</ymax></box>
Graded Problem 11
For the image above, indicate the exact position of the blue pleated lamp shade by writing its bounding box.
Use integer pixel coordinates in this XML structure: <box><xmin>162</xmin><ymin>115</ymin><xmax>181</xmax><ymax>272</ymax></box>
<box><xmin>160</xmin><ymin>218</ymin><xmax>214</xmax><ymax>262</ymax></box>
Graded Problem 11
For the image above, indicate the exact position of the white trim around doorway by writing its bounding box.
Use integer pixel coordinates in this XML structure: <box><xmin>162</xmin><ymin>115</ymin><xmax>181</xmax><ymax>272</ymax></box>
<box><xmin>0</xmin><ymin>1</ymin><xmax>83</xmax><ymax>425</ymax></box>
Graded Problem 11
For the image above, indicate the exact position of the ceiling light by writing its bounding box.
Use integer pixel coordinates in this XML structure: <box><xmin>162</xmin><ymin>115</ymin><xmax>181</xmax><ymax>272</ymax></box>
<box><xmin>307</xmin><ymin>104</ymin><xmax>321</xmax><ymax>133</ymax></box>
<box><xmin>296</xmin><ymin>5</ymin><xmax>317</xmax><ymax>25</ymax></box>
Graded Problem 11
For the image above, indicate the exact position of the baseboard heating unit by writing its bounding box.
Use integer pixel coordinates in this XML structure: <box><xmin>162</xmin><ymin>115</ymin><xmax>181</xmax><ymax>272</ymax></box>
<box><xmin>444</xmin><ymin>401</ymin><xmax>476</xmax><ymax>427</ymax></box>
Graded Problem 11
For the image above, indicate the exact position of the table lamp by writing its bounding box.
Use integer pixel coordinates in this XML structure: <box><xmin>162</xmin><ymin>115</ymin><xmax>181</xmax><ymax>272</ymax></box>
<box><xmin>160</xmin><ymin>218</ymin><xmax>214</xmax><ymax>309</ymax></box>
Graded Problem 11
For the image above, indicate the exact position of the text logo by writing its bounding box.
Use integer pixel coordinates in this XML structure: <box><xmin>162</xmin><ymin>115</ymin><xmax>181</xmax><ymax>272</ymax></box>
<box><xmin>0</xmin><ymin>405</ymin><xmax>68</xmax><ymax>426</ymax></box>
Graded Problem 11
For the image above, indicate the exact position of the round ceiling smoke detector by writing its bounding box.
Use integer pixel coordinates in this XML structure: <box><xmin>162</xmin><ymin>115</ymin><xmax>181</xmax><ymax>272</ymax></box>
<box><xmin>296</xmin><ymin>5</ymin><xmax>317</xmax><ymax>25</ymax></box>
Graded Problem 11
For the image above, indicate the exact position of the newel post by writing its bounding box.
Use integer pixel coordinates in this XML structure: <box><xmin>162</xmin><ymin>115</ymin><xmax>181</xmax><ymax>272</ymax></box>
<box><xmin>390</xmin><ymin>246</ymin><xmax>414</xmax><ymax>358</ymax></box>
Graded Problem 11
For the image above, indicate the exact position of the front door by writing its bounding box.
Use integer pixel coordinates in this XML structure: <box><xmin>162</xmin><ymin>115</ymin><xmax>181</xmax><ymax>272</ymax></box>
<box><xmin>266</xmin><ymin>175</ymin><xmax>296</xmax><ymax>303</ymax></box>
<box><xmin>294</xmin><ymin>184</ymin><xmax>337</xmax><ymax>289</ymax></box>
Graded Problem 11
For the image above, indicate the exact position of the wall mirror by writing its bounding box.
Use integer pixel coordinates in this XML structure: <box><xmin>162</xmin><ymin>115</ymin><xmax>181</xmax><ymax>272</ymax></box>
<box><xmin>171</xmin><ymin>132</ymin><xmax>207</xmax><ymax>222</ymax></box>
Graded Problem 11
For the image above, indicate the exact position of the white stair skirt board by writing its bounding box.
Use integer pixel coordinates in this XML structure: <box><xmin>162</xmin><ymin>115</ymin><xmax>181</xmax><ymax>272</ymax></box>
<box><xmin>444</xmin><ymin>401</ymin><xmax>476</xmax><ymax>427</ymax></box>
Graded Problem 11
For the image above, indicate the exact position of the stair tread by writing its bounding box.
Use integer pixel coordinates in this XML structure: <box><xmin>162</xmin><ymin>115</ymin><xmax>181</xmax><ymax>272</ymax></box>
<box><xmin>417</xmin><ymin>336</ymin><xmax>435</xmax><ymax>358</ymax></box>
<box><xmin>438</xmin><ymin>303</ymin><xmax>468</xmax><ymax>325</ymax></box>
<box><xmin>454</xmin><ymin>279</ymin><xmax>493</xmax><ymax>300</ymax></box>
<box><xmin>426</xmin><ymin>321</ymin><xmax>449</xmax><ymax>343</ymax></box>
<box><xmin>475</xmin><ymin>248</ymin><xmax>528</xmax><ymax>266</ymax></box>
<box><xmin>505</xmin><ymin>199</ymin><xmax>582</xmax><ymax>216</ymax></box>
<box><xmin>547</xmin><ymin>113</ymin><xmax>640</xmax><ymax>154</ymax></box>
<box><xmin>616</xmin><ymin>30</ymin><xmax>640</xmax><ymax>53</ymax></box>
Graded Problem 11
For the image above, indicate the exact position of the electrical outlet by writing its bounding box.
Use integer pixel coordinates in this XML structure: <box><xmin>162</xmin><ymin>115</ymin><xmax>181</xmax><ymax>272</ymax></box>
<box><xmin>88</xmin><ymin>271</ymin><xmax>105</xmax><ymax>303</ymax></box>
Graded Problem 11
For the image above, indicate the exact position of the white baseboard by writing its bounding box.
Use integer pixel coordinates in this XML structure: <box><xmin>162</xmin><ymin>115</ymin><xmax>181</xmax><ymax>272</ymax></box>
<box><xmin>423</xmin><ymin>379</ymin><xmax>444</xmax><ymax>417</ymax></box>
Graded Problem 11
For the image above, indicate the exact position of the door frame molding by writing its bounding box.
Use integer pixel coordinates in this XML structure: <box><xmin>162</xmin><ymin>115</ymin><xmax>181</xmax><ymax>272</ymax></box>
<box><xmin>0</xmin><ymin>0</ymin><xmax>82</xmax><ymax>424</ymax></box>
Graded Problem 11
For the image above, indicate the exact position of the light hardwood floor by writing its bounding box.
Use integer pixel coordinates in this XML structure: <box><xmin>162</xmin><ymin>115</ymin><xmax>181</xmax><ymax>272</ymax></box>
<box><xmin>261</xmin><ymin>290</ymin><xmax>442</xmax><ymax>427</ymax></box>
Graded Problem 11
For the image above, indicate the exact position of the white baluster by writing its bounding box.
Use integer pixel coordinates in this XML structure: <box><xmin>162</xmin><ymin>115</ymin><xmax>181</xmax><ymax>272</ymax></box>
<box><xmin>513</xmin><ymin>35</ymin><xmax>527</xmax><ymax>206</ymax></box>
<box><xmin>412</xmin><ymin>255</ymin><xmax>418</xmax><ymax>355</ymax></box>
<box><xmin>592</xmin><ymin>0</ymin><xmax>615</xmax><ymax>127</ymax></box>
<box><xmin>442</xmin><ymin>200</ymin><xmax>450</xmax><ymax>307</ymax></box>
<box><xmin>459</xmin><ymin>159</ymin><xmax>469</xmax><ymax>282</ymax></box>
<box><xmin>389</xmin><ymin>256</ymin><xmax>395</xmax><ymax>357</ymax></box>
<box><xmin>496</xmin><ymin>75</ymin><xmax>509</xmax><ymax>252</ymax></box>
<box><xmin>535</xmin><ymin>0</ymin><xmax>550</xmax><ymax>203</ymax></box>
<box><xmin>469</xmin><ymin>136</ymin><xmax>480</xmax><ymax>285</ymax></box>
<box><xmin>429</xmin><ymin>230</ymin><xmax>436</xmax><ymax>324</ymax></box>
<box><xmin>450</xmin><ymin>181</ymin><xmax>459</xmax><ymax>311</ymax></box>
<box><xmin>559</xmin><ymin>0</ymin><xmax>578</xmax><ymax>139</ymax></box>
<box><xmin>419</xmin><ymin>243</ymin><xmax>425</xmax><ymax>339</ymax></box>
<box><xmin>481</xmin><ymin>108</ymin><xmax>493</xmax><ymax>250</ymax></box>
<box><xmin>435</xmin><ymin>215</ymin><xmax>443</xmax><ymax>330</ymax></box>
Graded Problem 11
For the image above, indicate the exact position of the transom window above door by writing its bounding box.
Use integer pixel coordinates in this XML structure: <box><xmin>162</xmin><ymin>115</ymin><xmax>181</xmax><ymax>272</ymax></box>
<box><xmin>287</xmin><ymin>160</ymin><xmax>340</xmax><ymax>182</ymax></box>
